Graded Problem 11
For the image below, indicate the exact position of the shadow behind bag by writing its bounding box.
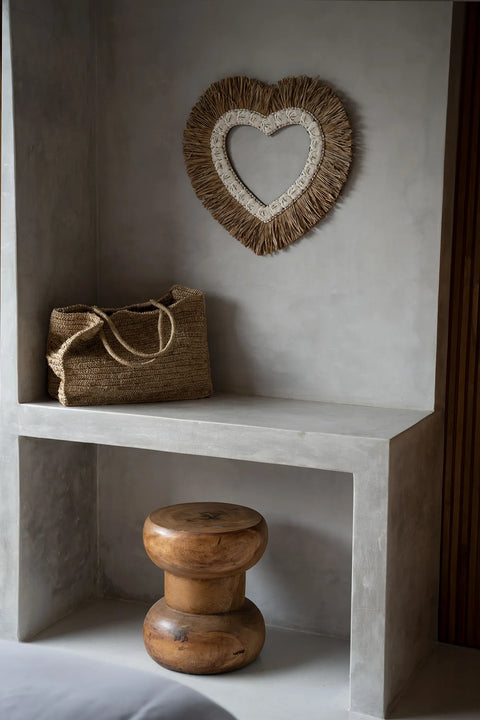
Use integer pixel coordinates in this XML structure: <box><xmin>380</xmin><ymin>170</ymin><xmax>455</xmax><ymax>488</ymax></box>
<box><xmin>47</xmin><ymin>285</ymin><xmax>213</xmax><ymax>406</ymax></box>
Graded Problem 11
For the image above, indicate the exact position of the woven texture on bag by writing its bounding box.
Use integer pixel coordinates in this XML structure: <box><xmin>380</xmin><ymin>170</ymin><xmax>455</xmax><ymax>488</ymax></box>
<box><xmin>46</xmin><ymin>285</ymin><xmax>212</xmax><ymax>406</ymax></box>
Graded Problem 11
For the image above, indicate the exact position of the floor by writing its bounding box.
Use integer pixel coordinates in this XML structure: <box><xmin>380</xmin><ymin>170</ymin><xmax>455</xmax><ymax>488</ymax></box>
<box><xmin>31</xmin><ymin>599</ymin><xmax>480</xmax><ymax>720</ymax></box>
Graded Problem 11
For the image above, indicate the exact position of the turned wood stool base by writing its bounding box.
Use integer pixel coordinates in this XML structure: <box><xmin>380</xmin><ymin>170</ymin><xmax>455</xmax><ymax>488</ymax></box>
<box><xmin>143</xmin><ymin>502</ymin><xmax>268</xmax><ymax>675</ymax></box>
<box><xmin>143</xmin><ymin>598</ymin><xmax>265</xmax><ymax>674</ymax></box>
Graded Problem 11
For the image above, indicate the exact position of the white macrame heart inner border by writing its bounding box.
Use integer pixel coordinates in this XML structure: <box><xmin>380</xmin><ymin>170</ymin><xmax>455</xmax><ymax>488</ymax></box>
<box><xmin>184</xmin><ymin>76</ymin><xmax>352</xmax><ymax>254</ymax></box>
<box><xmin>210</xmin><ymin>108</ymin><xmax>324</xmax><ymax>223</ymax></box>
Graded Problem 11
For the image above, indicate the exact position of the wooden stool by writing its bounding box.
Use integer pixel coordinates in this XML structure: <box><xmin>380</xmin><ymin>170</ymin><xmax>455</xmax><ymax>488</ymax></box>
<box><xmin>143</xmin><ymin>502</ymin><xmax>268</xmax><ymax>674</ymax></box>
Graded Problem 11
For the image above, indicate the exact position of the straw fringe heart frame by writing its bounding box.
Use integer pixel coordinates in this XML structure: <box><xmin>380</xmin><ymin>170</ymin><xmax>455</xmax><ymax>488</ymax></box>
<box><xmin>183</xmin><ymin>76</ymin><xmax>352</xmax><ymax>255</ymax></box>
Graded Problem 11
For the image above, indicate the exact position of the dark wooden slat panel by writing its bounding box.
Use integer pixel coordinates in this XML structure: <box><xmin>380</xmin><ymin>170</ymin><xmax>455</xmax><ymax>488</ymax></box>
<box><xmin>457</xmin><ymin>5</ymin><xmax>480</xmax><ymax>645</ymax></box>
<box><xmin>464</xmin><ymin>15</ymin><xmax>480</xmax><ymax>646</ymax></box>
<box><xmin>440</xmin><ymin>2</ymin><xmax>480</xmax><ymax>648</ymax></box>
<box><xmin>466</xmin><ymin>218</ymin><xmax>480</xmax><ymax>644</ymax></box>
<box><xmin>440</xmin><ymin>2</ymin><xmax>475</xmax><ymax>642</ymax></box>
<box><xmin>463</xmin><ymin>9</ymin><xmax>480</xmax><ymax>647</ymax></box>
<box><xmin>439</xmin><ymin>6</ymin><xmax>472</xmax><ymax>641</ymax></box>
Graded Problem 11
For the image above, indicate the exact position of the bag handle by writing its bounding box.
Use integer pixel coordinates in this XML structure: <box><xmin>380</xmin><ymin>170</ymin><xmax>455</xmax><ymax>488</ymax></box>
<box><xmin>91</xmin><ymin>300</ymin><xmax>176</xmax><ymax>367</ymax></box>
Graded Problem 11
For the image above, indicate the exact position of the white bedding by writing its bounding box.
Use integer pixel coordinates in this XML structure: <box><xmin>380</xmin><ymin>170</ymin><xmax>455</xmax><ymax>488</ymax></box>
<box><xmin>0</xmin><ymin>640</ymin><xmax>236</xmax><ymax>719</ymax></box>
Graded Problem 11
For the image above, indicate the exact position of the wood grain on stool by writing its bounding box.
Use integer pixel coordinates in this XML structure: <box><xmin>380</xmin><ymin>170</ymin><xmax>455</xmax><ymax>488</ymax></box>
<box><xmin>143</xmin><ymin>502</ymin><xmax>268</xmax><ymax>674</ymax></box>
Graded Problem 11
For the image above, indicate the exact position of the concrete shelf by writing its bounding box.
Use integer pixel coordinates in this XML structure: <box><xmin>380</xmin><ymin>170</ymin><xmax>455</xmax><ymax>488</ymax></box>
<box><xmin>14</xmin><ymin>392</ymin><xmax>442</xmax><ymax>717</ymax></box>
<box><xmin>18</xmin><ymin>394</ymin><xmax>432</xmax><ymax>470</ymax></box>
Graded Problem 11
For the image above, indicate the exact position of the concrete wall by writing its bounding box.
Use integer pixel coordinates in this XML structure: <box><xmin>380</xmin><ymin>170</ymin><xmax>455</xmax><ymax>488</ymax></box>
<box><xmin>1</xmin><ymin>0</ymin><xmax>97</xmax><ymax>638</ymax></box>
<box><xmin>94</xmin><ymin>0</ymin><xmax>452</xmax><ymax>637</ymax></box>
<box><xmin>98</xmin><ymin>448</ymin><xmax>353</xmax><ymax>637</ymax></box>
<box><xmin>18</xmin><ymin>438</ymin><xmax>97</xmax><ymax>641</ymax></box>
<box><xmin>96</xmin><ymin>0</ymin><xmax>452</xmax><ymax>411</ymax></box>
<box><xmin>11</xmin><ymin>0</ymin><xmax>97</xmax><ymax>403</ymax></box>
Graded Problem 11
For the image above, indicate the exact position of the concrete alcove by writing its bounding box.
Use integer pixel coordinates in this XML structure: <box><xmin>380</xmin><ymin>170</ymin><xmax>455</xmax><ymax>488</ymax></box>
<box><xmin>1</xmin><ymin>1</ymin><xmax>453</xmax><ymax>718</ymax></box>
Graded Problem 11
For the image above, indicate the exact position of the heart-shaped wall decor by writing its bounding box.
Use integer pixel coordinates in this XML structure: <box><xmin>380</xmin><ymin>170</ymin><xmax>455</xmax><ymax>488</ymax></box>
<box><xmin>183</xmin><ymin>76</ymin><xmax>352</xmax><ymax>256</ymax></box>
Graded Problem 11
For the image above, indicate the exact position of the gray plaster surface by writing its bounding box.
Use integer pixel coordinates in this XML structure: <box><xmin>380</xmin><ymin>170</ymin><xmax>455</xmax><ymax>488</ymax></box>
<box><xmin>18</xmin><ymin>438</ymin><xmax>97</xmax><ymax>641</ymax></box>
<box><xmin>0</xmin><ymin>1</ymin><xmax>453</xmax><ymax>717</ymax></box>
<box><xmin>96</xmin><ymin>0</ymin><xmax>451</xmax><ymax>411</ymax></box>
<box><xmin>19</xmin><ymin>394</ymin><xmax>431</xmax><ymax>438</ymax></box>
<box><xmin>349</xmin><ymin>411</ymin><xmax>444</xmax><ymax>716</ymax></box>
<box><xmin>97</xmin><ymin>447</ymin><xmax>354</xmax><ymax>638</ymax></box>
<box><xmin>384</xmin><ymin>411</ymin><xmax>444</xmax><ymax>713</ymax></box>
<box><xmin>1</xmin><ymin>0</ymin><xmax>97</xmax><ymax>636</ymax></box>
<box><xmin>17</xmin><ymin>395</ymin><xmax>440</xmax><ymax>717</ymax></box>
<box><xmin>10</xmin><ymin>0</ymin><xmax>97</xmax><ymax>403</ymax></box>
<box><xmin>0</xmin><ymin>436</ymin><xmax>20</xmax><ymax>640</ymax></box>
<box><xmin>17</xmin><ymin>395</ymin><xmax>431</xmax><ymax>473</ymax></box>
<box><xmin>31</xmin><ymin>599</ymin><xmax>480</xmax><ymax>720</ymax></box>
<box><xmin>0</xmin><ymin>0</ymin><xmax>20</xmax><ymax>640</ymax></box>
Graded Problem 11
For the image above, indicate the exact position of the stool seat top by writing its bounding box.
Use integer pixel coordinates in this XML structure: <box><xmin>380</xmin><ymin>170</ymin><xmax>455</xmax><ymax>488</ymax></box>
<box><xmin>148</xmin><ymin>502</ymin><xmax>263</xmax><ymax>535</ymax></box>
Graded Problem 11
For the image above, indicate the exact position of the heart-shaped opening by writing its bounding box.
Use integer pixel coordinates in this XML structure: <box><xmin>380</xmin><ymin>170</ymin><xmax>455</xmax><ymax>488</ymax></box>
<box><xmin>211</xmin><ymin>108</ymin><xmax>324</xmax><ymax>223</ymax></box>
<box><xmin>226</xmin><ymin>125</ymin><xmax>311</xmax><ymax>206</ymax></box>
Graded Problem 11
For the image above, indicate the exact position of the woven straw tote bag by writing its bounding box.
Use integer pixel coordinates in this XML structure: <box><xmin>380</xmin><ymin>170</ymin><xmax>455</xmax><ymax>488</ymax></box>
<box><xmin>47</xmin><ymin>285</ymin><xmax>212</xmax><ymax>406</ymax></box>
